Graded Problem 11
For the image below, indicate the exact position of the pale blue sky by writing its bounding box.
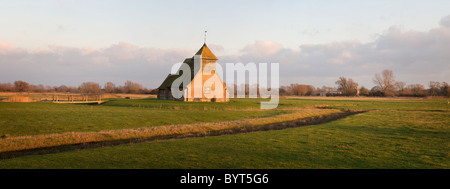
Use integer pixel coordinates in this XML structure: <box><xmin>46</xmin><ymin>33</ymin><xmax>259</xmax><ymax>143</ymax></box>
<box><xmin>1</xmin><ymin>0</ymin><xmax>448</xmax><ymax>53</ymax></box>
<box><xmin>0</xmin><ymin>0</ymin><xmax>449</xmax><ymax>88</ymax></box>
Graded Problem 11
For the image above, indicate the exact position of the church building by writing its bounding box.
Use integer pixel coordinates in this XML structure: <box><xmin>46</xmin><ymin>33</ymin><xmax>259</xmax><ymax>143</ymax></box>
<box><xmin>157</xmin><ymin>43</ymin><xmax>229</xmax><ymax>102</ymax></box>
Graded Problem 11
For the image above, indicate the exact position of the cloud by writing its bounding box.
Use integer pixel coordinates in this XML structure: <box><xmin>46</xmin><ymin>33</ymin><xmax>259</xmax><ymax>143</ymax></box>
<box><xmin>241</xmin><ymin>40</ymin><xmax>283</xmax><ymax>56</ymax></box>
<box><xmin>1</xmin><ymin>16</ymin><xmax>449</xmax><ymax>88</ymax></box>
<box><xmin>0</xmin><ymin>40</ymin><xmax>19</xmax><ymax>55</ymax></box>
<box><xmin>228</xmin><ymin>16</ymin><xmax>450</xmax><ymax>87</ymax></box>
<box><xmin>440</xmin><ymin>15</ymin><xmax>450</xmax><ymax>28</ymax></box>
<box><xmin>207</xmin><ymin>44</ymin><xmax>225</xmax><ymax>52</ymax></box>
<box><xmin>0</xmin><ymin>41</ymin><xmax>194</xmax><ymax>87</ymax></box>
<box><xmin>57</xmin><ymin>25</ymin><xmax>66</xmax><ymax>31</ymax></box>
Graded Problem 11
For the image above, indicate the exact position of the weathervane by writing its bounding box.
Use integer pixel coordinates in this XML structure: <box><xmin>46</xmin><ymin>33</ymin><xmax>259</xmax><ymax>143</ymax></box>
<box><xmin>204</xmin><ymin>30</ymin><xmax>207</xmax><ymax>44</ymax></box>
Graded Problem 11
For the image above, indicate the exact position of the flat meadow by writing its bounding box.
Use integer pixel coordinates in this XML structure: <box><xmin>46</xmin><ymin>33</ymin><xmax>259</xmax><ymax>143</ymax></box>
<box><xmin>0</xmin><ymin>96</ymin><xmax>448</xmax><ymax>168</ymax></box>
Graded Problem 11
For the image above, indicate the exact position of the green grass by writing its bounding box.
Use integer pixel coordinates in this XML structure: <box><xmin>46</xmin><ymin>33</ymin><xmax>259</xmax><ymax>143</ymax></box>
<box><xmin>277</xmin><ymin>98</ymin><xmax>450</xmax><ymax>111</ymax></box>
<box><xmin>102</xmin><ymin>98</ymin><xmax>263</xmax><ymax>110</ymax></box>
<box><xmin>0</xmin><ymin>99</ymin><xmax>289</xmax><ymax>137</ymax></box>
<box><xmin>0</xmin><ymin>97</ymin><xmax>449</xmax><ymax>168</ymax></box>
<box><xmin>0</xmin><ymin>107</ymin><xmax>447</xmax><ymax>169</ymax></box>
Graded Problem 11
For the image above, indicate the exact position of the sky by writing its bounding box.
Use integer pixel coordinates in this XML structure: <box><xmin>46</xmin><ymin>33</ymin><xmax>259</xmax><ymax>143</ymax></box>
<box><xmin>0</xmin><ymin>0</ymin><xmax>449</xmax><ymax>89</ymax></box>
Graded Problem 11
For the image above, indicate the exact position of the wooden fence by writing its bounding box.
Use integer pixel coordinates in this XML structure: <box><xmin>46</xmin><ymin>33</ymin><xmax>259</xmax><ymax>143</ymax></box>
<box><xmin>52</xmin><ymin>94</ymin><xmax>103</xmax><ymax>104</ymax></box>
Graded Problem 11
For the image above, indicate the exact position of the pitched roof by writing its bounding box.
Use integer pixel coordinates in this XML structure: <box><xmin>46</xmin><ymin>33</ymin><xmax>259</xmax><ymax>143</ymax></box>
<box><xmin>195</xmin><ymin>43</ymin><xmax>218</xmax><ymax>60</ymax></box>
<box><xmin>158</xmin><ymin>58</ymin><xmax>195</xmax><ymax>89</ymax></box>
<box><xmin>157</xmin><ymin>74</ymin><xmax>179</xmax><ymax>89</ymax></box>
<box><xmin>158</xmin><ymin>43</ymin><xmax>218</xmax><ymax>89</ymax></box>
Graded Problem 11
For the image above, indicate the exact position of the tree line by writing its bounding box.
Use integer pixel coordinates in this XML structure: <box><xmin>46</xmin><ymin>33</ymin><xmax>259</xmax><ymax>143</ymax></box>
<box><xmin>0</xmin><ymin>69</ymin><xmax>448</xmax><ymax>97</ymax></box>
<box><xmin>280</xmin><ymin>70</ymin><xmax>450</xmax><ymax>97</ymax></box>
<box><xmin>0</xmin><ymin>80</ymin><xmax>156</xmax><ymax>94</ymax></box>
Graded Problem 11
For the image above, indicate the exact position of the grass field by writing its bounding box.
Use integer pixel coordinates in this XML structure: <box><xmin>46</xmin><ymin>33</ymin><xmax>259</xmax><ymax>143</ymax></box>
<box><xmin>0</xmin><ymin>99</ymin><xmax>290</xmax><ymax>137</ymax></box>
<box><xmin>0</xmin><ymin>97</ymin><xmax>448</xmax><ymax>168</ymax></box>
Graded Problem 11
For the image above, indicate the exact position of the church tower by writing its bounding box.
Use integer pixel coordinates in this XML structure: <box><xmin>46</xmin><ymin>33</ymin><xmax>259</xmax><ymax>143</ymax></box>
<box><xmin>157</xmin><ymin>43</ymin><xmax>229</xmax><ymax>102</ymax></box>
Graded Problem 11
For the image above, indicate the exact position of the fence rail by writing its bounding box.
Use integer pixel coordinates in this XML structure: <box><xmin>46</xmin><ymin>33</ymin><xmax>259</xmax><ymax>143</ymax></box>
<box><xmin>52</xmin><ymin>94</ymin><xmax>103</xmax><ymax>104</ymax></box>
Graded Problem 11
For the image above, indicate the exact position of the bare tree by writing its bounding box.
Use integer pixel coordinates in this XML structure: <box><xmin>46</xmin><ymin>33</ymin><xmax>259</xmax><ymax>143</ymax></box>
<box><xmin>79</xmin><ymin>82</ymin><xmax>101</xmax><ymax>94</ymax></box>
<box><xmin>33</xmin><ymin>84</ymin><xmax>46</xmax><ymax>93</ymax></box>
<box><xmin>285</xmin><ymin>84</ymin><xmax>315</xmax><ymax>96</ymax></box>
<box><xmin>442</xmin><ymin>82</ymin><xmax>450</xmax><ymax>97</ymax></box>
<box><xmin>45</xmin><ymin>85</ymin><xmax>55</xmax><ymax>92</ymax></box>
<box><xmin>56</xmin><ymin>85</ymin><xmax>69</xmax><ymax>93</ymax></box>
<box><xmin>407</xmin><ymin>84</ymin><xmax>426</xmax><ymax>97</ymax></box>
<box><xmin>123</xmin><ymin>80</ymin><xmax>143</xmax><ymax>94</ymax></box>
<box><xmin>104</xmin><ymin>82</ymin><xmax>115</xmax><ymax>93</ymax></box>
<box><xmin>279</xmin><ymin>86</ymin><xmax>288</xmax><ymax>96</ymax></box>
<box><xmin>428</xmin><ymin>81</ymin><xmax>441</xmax><ymax>96</ymax></box>
<box><xmin>68</xmin><ymin>86</ymin><xmax>80</xmax><ymax>93</ymax></box>
<box><xmin>297</xmin><ymin>85</ymin><xmax>309</xmax><ymax>96</ymax></box>
<box><xmin>14</xmin><ymin>80</ymin><xmax>30</xmax><ymax>92</ymax></box>
<box><xmin>0</xmin><ymin>83</ymin><xmax>14</xmax><ymax>92</ymax></box>
<box><xmin>373</xmin><ymin>69</ymin><xmax>396</xmax><ymax>96</ymax></box>
<box><xmin>321</xmin><ymin>86</ymin><xmax>335</xmax><ymax>93</ymax></box>
<box><xmin>306</xmin><ymin>85</ymin><xmax>316</xmax><ymax>96</ymax></box>
<box><xmin>289</xmin><ymin>84</ymin><xmax>299</xmax><ymax>96</ymax></box>
<box><xmin>395</xmin><ymin>81</ymin><xmax>406</xmax><ymax>96</ymax></box>
<box><xmin>335</xmin><ymin>77</ymin><xmax>358</xmax><ymax>96</ymax></box>
<box><xmin>359</xmin><ymin>86</ymin><xmax>370</xmax><ymax>96</ymax></box>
